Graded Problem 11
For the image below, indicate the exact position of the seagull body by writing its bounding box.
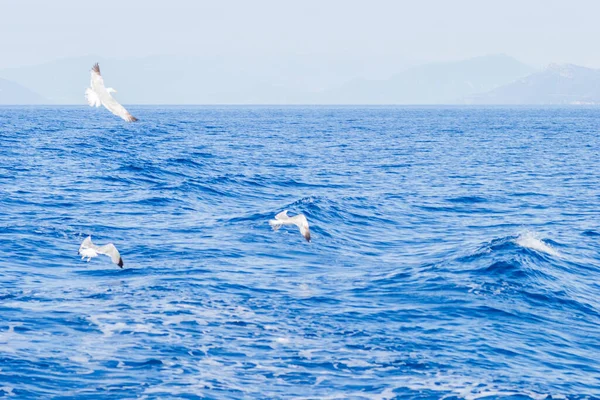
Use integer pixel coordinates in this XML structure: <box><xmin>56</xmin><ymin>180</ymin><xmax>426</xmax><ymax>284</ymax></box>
<box><xmin>85</xmin><ymin>63</ymin><xmax>138</xmax><ymax>122</ymax></box>
<box><xmin>269</xmin><ymin>210</ymin><xmax>311</xmax><ymax>242</ymax></box>
<box><xmin>78</xmin><ymin>236</ymin><xmax>124</xmax><ymax>267</ymax></box>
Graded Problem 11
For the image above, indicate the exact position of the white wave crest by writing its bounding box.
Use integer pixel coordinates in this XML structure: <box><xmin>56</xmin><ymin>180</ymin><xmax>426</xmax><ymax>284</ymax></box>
<box><xmin>515</xmin><ymin>231</ymin><xmax>559</xmax><ymax>257</ymax></box>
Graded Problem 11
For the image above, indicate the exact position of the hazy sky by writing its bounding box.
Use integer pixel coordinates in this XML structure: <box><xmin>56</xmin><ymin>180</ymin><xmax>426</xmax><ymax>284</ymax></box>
<box><xmin>2</xmin><ymin>0</ymin><xmax>600</xmax><ymax>70</ymax></box>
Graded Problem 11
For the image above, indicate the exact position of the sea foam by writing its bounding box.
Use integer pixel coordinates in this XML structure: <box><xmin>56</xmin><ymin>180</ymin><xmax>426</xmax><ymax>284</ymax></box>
<box><xmin>515</xmin><ymin>231</ymin><xmax>559</xmax><ymax>257</ymax></box>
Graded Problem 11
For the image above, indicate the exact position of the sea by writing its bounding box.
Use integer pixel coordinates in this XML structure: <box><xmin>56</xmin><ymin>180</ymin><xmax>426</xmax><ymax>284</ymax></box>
<box><xmin>0</xmin><ymin>106</ymin><xmax>599</xmax><ymax>399</ymax></box>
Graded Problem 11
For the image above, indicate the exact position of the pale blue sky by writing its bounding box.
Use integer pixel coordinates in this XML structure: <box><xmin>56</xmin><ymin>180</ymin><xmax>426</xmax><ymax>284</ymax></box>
<box><xmin>2</xmin><ymin>0</ymin><xmax>600</xmax><ymax>70</ymax></box>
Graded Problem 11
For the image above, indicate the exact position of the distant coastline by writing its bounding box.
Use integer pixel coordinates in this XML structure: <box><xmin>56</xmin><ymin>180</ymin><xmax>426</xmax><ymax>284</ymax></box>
<box><xmin>2</xmin><ymin>55</ymin><xmax>600</xmax><ymax>106</ymax></box>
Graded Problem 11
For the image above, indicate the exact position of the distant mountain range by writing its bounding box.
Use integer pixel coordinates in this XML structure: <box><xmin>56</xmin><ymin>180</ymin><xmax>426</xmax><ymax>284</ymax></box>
<box><xmin>464</xmin><ymin>63</ymin><xmax>600</xmax><ymax>104</ymax></box>
<box><xmin>319</xmin><ymin>54</ymin><xmax>534</xmax><ymax>104</ymax></box>
<box><xmin>1</xmin><ymin>54</ymin><xmax>600</xmax><ymax>105</ymax></box>
<box><xmin>0</xmin><ymin>77</ymin><xmax>47</xmax><ymax>104</ymax></box>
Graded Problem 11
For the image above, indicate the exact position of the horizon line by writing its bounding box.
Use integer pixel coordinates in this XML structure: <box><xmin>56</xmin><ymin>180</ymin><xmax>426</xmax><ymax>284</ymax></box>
<box><xmin>1</xmin><ymin>104</ymin><xmax>599</xmax><ymax>107</ymax></box>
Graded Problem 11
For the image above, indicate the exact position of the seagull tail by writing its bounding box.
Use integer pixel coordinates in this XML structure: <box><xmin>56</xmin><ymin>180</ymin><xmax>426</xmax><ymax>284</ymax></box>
<box><xmin>269</xmin><ymin>220</ymin><xmax>283</xmax><ymax>231</ymax></box>
<box><xmin>85</xmin><ymin>88</ymin><xmax>101</xmax><ymax>107</ymax></box>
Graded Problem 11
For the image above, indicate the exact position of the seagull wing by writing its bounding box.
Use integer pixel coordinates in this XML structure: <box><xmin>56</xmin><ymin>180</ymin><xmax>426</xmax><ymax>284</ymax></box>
<box><xmin>97</xmin><ymin>243</ymin><xmax>124</xmax><ymax>268</ymax></box>
<box><xmin>90</xmin><ymin>63</ymin><xmax>105</xmax><ymax>89</ymax></box>
<box><xmin>100</xmin><ymin>94</ymin><xmax>138</xmax><ymax>123</ymax></box>
<box><xmin>295</xmin><ymin>214</ymin><xmax>311</xmax><ymax>242</ymax></box>
<box><xmin>275</xmin><ymin>210</ymin><xmax>289</xmax><ymax>220</ymax></box>
<box><xmin>90</xmin><ymin>63</ymin><xmax>138</xmax><ymax>122</ymax></box>
<box><xmin>79</xmin><ymin>235</ymin><xmax>94</xmax><ymax>253</ymax></box>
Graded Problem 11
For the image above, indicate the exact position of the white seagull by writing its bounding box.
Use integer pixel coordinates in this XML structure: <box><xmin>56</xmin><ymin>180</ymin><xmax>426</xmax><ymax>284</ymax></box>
<box><xmin>78</xmin><ymin>236</ymin><xmax>124</xmax><ymax>268</ymax></box>
<box><xmin>269</xmin><ymin>210</ymin><xmax>311</xmax><ymax>242</ymax></box>
<box><xmin>85</xmin><ymin>63</ymin><xmax>138</xmax><ymax>122</ymax></box>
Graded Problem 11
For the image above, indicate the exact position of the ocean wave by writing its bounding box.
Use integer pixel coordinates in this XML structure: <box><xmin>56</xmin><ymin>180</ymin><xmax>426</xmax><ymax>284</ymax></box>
<box><xmin>515</xmin><ymin>230</ymin><xmax>560</xmax><ymax>257</ymax></box>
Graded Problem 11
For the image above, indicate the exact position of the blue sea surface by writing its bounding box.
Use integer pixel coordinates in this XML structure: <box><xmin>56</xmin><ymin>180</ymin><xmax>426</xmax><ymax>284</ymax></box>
<box><xmin>0</xmin><ymin>106</ymin><xmax>599</xmax><ymax>399</ymax></box>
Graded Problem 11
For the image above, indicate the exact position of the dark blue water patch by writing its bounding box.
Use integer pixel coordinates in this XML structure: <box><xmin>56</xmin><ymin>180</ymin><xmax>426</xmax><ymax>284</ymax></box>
<box><xmin>582</xmin><ymin>230</ymin><xmax>600</xmax><ymax>237</ymax></box>
<box><xmin>446</xmin><ymin>195</ymin><xmax>488</xmax><ymax>204</ymax></box>
<box><xmin>167</xmin><ymin>157</ymin><xmax>208</xmax><ymax>170</ymax></box>
<box><xmin>1</xmin><ymin>106</ymin><xmax>600</xmax><ymax>398</ymax></box>
<box><xmin>474</xmin><ymin>260</ymin><xmax>529</xmax><ymax>280</ymax></box>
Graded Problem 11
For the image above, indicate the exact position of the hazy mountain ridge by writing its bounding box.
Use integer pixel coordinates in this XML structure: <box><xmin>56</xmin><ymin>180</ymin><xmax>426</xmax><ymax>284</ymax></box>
<box><xmin>319</xmin><ymin>54</ymin><xmax>534</xmax><ymax>104</ymax></box>
<box><xmin>0</xmin><ymin>54</ymin><xmax>400</xmax><ymax>105</ymax></box>
<box><xmin>465</xmin><ymin>63</ymin><xmax>600</xmax><ymax>104</ymax></box>
<box><xmin>0</xmin><ymin>78</ymin><xmax>47</xmax><ymax>105</ymax></box>
<box><xmin>2</xmin><ymin>55</ymin><xmax>600</xmax><ymax>105</ymax></box>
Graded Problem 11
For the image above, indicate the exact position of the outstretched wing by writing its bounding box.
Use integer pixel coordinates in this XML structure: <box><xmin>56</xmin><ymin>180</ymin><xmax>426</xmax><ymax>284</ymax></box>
<box><xmin>79</xmin><ymin>235</ymin><xmax>93</xmax><ymax>253</ymax></box>
<box><xmin>101</xmin><ymin>95</ymin><xmax>138</xmax><ymax>122</ymax></box>
<box><xmin>275</xmin><ymin>210</ymin><xmax>289</xmax><ymax>220</ymax></box>
<box><xmin>90</xmin><ymin>63</ymin><xmax>105</xmax><ymax>91</ymax></box>
<box><xmin>89</xmin><ymin>63</ymin><xmax>138</xmax><ymax>122</ymax></box>
<box><xmin>296</xmin><ymin>215</ymin><xmax>311</xmax><ymax>242</ymax></box>
<box><xmin>97</xmin><ymin>243</ymin><xmax>124</xmax><ymax>268</ymax></box>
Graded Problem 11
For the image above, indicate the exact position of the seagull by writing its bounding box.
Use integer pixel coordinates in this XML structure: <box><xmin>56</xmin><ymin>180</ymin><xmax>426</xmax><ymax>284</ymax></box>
<box><xmin>269</xmin><ymin>210</ymin><xmax>311</xmax><ymax>242</ymax></box>
<box><xmin>78</xmin><ymin>236</ymin><xmax>124</xmax><ymax>267</ymax></box>
<box><xmin>85</xmin><ymin>63</ymin><xmax>138</xmax><ymax>122</ymax></box>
